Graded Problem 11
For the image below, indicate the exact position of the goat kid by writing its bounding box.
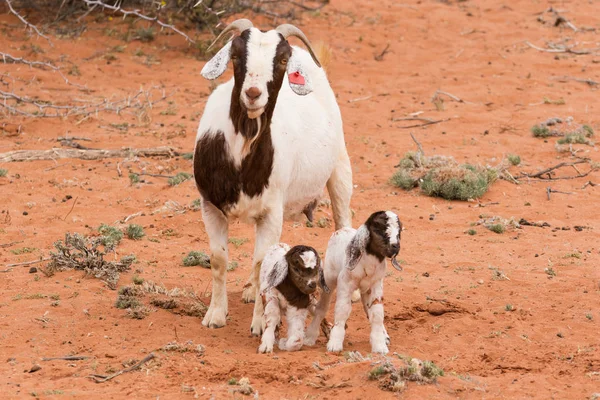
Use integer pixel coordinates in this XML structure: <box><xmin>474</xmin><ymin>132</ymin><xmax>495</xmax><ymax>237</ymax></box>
<box><xmin>305</xmin><ymin>211</ymin><xmax>403</xmax><ymax>355</ymax></box>
<box><xmin>258</xmin><ymin>244</ymin><xmax>329</xmax><ymax>353</ymax></box>
<box><xmin>194</xmin><ymin>19</ymin><xmax>352</xmax><ymax>335</ymax></box>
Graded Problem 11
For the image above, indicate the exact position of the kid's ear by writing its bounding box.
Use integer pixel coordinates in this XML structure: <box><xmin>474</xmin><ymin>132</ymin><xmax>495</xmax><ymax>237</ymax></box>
<box><xmin>201</xmin><ymin>41</ymin><xmax>232</xmax><ymax>80</ymax></box>
<box><xmin>260</xmin><ymin>259</ymin><xmax>288</xmax><ymax>295</ymax></box>
<box><xmin>346</xmin><ymin>226</ymin><xmax>369</xmax><ymax>270</ymax></box>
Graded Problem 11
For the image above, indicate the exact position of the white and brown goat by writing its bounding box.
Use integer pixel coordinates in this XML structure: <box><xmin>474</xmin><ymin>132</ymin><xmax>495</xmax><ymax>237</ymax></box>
<box><xmin>193</xmin><ymin>19</ymin><xmax>352</xmax><ymax>335</ymax></box>
<box><xmin>305</xmin><ymin>211</ymin><xmax>403</xmax><ymax>354</ymax></box>
<box><xmin>258</xmin><ymin>244</ymin><xmax>328</xmax><ymax>353</ymax></box>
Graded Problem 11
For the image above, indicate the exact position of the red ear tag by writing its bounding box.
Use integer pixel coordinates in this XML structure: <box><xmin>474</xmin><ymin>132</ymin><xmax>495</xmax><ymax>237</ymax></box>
<box><xmin>288</xmin><ymin>71</ymin><xmax>305</xmax><ymax>85</ymax></box>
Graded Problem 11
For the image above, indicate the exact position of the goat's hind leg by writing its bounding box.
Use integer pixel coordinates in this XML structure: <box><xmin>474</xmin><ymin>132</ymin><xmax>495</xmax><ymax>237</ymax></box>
<box><xmin>326</xmin><ymin>148</ymin><xmax>353</xmax><ymax>230</ymax></box>
<box><xmin>258</xmin><ymin>294</ymin><xmax>280</xmax><ymax>353</ymax></box>
<box><xmin>201</xmin><ymin>202</ymin><xmax>229</xmax><ymax>329</ymax></box>
<box><xmin>305</xmin><ymin>290</ymin><xmax>333</xmax><ymax>346</ymax></box>
<box><xmin>366</xmin><ymin>280</ymin><xmax>388</xmax><ymax>354</ymax></box>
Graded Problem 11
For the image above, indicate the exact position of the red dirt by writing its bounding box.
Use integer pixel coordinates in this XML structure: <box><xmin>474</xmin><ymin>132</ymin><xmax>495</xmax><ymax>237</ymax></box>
<box><xmin>1</xmin><ymin>1</ymin><xmax>599</xmax><ymax>398</ymax></box>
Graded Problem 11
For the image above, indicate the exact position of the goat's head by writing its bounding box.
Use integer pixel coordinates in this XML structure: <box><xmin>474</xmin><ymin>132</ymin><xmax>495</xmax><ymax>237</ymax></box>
<box><xmin>201</xmin><ymin>19</ymin><xmax>321</xmax><ymax>120</ymax></box>
<box><xmin>347</xmin><ymin>211</ymin><xmax>404</xmax><ymax>271</ymax></box>
<box><xmin>264</xmin><ymin>245</ymin><xmax>328</xmax><ymax>295</ymax></box>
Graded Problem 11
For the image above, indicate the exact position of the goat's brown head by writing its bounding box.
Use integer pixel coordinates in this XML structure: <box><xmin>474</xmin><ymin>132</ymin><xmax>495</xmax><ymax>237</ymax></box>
<box><xmin>347</xmin><ymin>211</ymin><xmax>404</xmax><ymax>271</ymax></box>
<box><xmin>201</xmin><ymin>19</ymin><xmax>321</xmax><ymax>120</ymax></box>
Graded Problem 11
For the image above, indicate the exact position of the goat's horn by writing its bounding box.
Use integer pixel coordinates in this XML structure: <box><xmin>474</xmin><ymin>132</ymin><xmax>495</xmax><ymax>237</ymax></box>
<box><xmin>207</xmin><ymin>19</ymin><xmax>254</xmax><ymax>52</ymax></box>
<box><xmin>275</xmin><ymin>24</ymin><xmax>321</xmax><ymax>68</ymax></box>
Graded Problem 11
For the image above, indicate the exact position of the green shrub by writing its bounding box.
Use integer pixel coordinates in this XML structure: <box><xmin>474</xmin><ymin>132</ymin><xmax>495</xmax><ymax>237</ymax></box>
<box><xmin>531</xmin><ymin>125</ymin><xmax>550</xmax><ymax>138</ymax></box>
<box><xmin>126</xmin><ymin>224</ymin><xmax>145</xmax><ymax>240</ymax></box>
<box><xmin>488</xmin><ymin>224</ymin><xmax>505</xmax><ymax>234</ymax></box>
<box><xmin>420</xmin><ymin>165</ymin><xmax>495</xmax><ymax>201</ymax></box>
<box><xmin>98</xmin><ymin>224</ymin><xmax>123</xmax><ymax>248</ymax></box>
<box><xmin>390</xmin><ymin>169</ymin><xmax>417</xmax><ymax>190</ymax></box>
<box><xmin>0</xmin><ymin>169</ymin><xmax>8</xmax><ymax>177</ymax></box>
<box><xmin>507</xmin><ymin>154</ymin><xmax>521</xmax><ymax>166</ymax></box>
<box><xmin>183</xmin><ymin>251</ymin><xmax>210</xmax><ymax>267</ymax></box>
<box><xmin>557</xmin><ymin>134</ymin><xmax>591</xmax><ymax>145</ymax></box>
<box><xmin>168</xmin><ymin>172</ymin><xmax>193</xmax><ymax>186</ymax></box>
<box><xmin>136</xmin><ymin>27</ymin><xmax>155</xmax><ymax>42</ymax></box>
<box><xmin>129</xmin><ymin>173</ymin><xmax>140</xmax><ymax>185</ymax></box>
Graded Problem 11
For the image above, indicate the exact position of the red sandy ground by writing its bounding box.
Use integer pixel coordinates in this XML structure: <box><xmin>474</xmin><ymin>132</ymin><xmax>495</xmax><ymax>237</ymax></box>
<box><xmin>1</xmin><ymin>0</ymin><xmax>599</xmax><ymax>398</ymax></box>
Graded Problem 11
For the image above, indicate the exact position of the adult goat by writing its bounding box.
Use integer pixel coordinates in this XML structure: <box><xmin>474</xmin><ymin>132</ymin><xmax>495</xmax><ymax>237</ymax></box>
<box><xmin>193</xmin><ymin>19</ymin><xmax>352</xmax><ymax>335</ymax></box>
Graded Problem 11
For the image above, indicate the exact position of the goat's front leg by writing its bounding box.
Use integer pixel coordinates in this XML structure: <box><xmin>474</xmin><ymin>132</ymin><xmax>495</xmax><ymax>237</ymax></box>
<box><xmin>201</xmin><ymin>201</ymin><xmax>229</xmax><ymax>329</ymax></box>
<box><xmin>279</xmin><ymin>307</ymin><xmax>308</xmax><ymax>352</ymax></box>
<box><xmin>305</xmin><ymin>289</ymin><xmax>333</xmax><ymax>346</ymax></box>
<box><xmin>365</xmin><ymin>280</ymin><xmax>388</xmax><ymax>354</ymax></box>
<box><xmin>361</xmin><ymin>283</ymin><xmax>390</xmax><ymax>346</ymax></box>
<box><xmin>250</xmin><ymin>205</ymin><xmax>283</xmax><ymax>336</ymax></box>
<box><xmin>327</xmin><ymin>277</ymin><xmax>356</xmax><ymax>352</ymax></box>
<box><xmin>258</xmin><ymin>293</ymin><xmax>280</xmax><ymax>353</ymax></box>
<box><xmin>326</xmin><ymin>147</ymin><xmax>353</xmax><ymax>230</ymax></box>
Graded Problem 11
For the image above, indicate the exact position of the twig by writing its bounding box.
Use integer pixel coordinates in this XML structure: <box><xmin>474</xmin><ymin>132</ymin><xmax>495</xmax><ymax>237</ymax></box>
<box><xmin>0</xmin><ymin>52</ymin><xmax>85</xmax><ymax>88</ymax></box>
<box><xmin>141</xmin><ymin>172</ymin><xmax>175</xmax><ymax>178</ymax></box>
<box><xmin>58</xmin><ymin>136</ymin><xmax>92</xmax><ymax>142</ymax></box>
<box><xmin>347</xmin><ymin>95</ymin><xmax>372</xmax><ymax>103</ymax></box>
<box><xmin>116</xmin><ymin>162</ymin><xmax>122</xmax><ymax>177</ymax></box>
<box><xmin>547</xmin><ymin>188</ymin><xmax>574</xmax><ymax>199</ymax></box>
<box><xmin>4</xmin><ymin>0</ymin><xmax>53</xmax><ymax>46</ymax></box>
<box><xmin>0</xmin><ymin>240</ymin><xmax>24</xmax><ymax>248</ymax></box>
<box><xmin>0</xmin><ymin>268</ymin><xmax>13</xmax><ymax>273</ymax></box>
<box><xmin>525</xmin><ymin>41</ymin><xmax>596</xmax><ymax>55</ymax></box>
<box><xmin>374</xmin><ymin>43</ymin><xmax>390</xmax><ymax>61</ymax></box>
<box><xmin>410</xmin><ymin>132</ymin><xmax>424</xmax><ymax>155</ymax></box>
<box><xmin>287</xmin><ymin>1</ymin><xmax>328</xmax><ymax>11</ymax></box>
<box><xmin>83</xmin><ymin>0</ymin><xmax>195</xmax><ymax>44</ymax></box>
<box><xmin>516</xmin><ymin>160</ymin><xmax>594</xmax><ymax>180</ymax></box>
<box><xmin>6</xmin><ymin>258</ymin><xmax>51</xmax><ymax>268</ymax></box>
<box><xmin>122</xmin><ymin>211</ymin><xmax>143</xmax><ymax>223</ymax></box>
<box><xmin>89</xmin><ymin>353</ymin><xmax>155</xmax><ymax>383</ymax></box>
<box><xmin>581</xmin><ymin>181</ymin><xmax>596</xmax><ymax>189</ymax></box>
<box><xmin>63</xmin><ymin>196</ymin><xmax>78</xmax><ymax>221</ymax></box>
<box><xmin>551</xmin><ymin>76</ymin><xmax>598</xmax><ymax>86</ymax></box>
<box><xmin>394</xmin><ymin>117</ymin><xmax>449</xmax><ymax>129</ymax></box>
<box><xmin>0</xmin><ymin>147</ymin><xmax>179</xmax><ymax>163</ymax></box>
<box><xmin>42</xmin><ymin>356</ymin><xmax>90</xmax><ymax>361</ymax></box>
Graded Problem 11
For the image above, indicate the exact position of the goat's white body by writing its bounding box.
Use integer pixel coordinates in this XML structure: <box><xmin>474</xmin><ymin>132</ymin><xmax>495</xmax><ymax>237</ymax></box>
<box><xmin>305</xmin><ymin>227</ymin><xmax>390</xmax><ymax>354</ymax></box>
<box><xmin>258</xmin><ymin>243</ymin><xmax>310</xmax><ymax>353</ymax></box>
<box><xmin>196</xmin><ymin>46</ymin><xmax>344</xmax><ymax>222</ymax></box>
<box><xmin>197</xmin><ymin>44</ymin><xmax>352</xmax><ymax>334</ymax></box>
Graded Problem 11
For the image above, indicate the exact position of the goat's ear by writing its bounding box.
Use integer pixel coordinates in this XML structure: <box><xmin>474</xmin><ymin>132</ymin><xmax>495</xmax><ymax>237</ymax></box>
<box><xmin>318</xmin><ymin>267</ymin><xmax>330</xmax><ymax>293</ymax></box>
<box><xmin>346</xmin><ymin>225</ymin><xmax>369</xmax><ymax>270</ymax></box>
<box><xmin>286</xmin><ymin>50</ymin><xmax>313</xmax><ymax>96</ymax></box>
<box><xmin>201</xmin><ymin>41</ymin><xmax>232</xmax><ymax>80</ymax></box>
<box><xmin>260</xmin><ymin>258</ymin><xmax>288</xmax><ymax>294</ymax></box>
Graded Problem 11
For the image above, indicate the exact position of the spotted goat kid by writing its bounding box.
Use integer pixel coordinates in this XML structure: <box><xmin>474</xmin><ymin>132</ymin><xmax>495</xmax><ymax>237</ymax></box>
<box><xmin>304</xmin><ymin>211</ymin><xmax>403</xmax><ymax>355</ymax></box>
<box><xmin>258</xmin><ymin>244</ymin><xmax>329</xmax><ymax>353</ymax></box>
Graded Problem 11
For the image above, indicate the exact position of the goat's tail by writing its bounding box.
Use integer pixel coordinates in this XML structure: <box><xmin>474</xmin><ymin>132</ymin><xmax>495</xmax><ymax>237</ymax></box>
<box><xmin>313</xmin><ymin>41</ymin><xmax>332</xmax><ymax>73</ymax></box>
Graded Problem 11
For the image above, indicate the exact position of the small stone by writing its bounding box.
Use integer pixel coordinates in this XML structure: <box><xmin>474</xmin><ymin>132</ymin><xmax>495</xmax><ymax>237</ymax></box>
<box><xmin>29</xmin><ymin>267</ymin><xmax>37</xmax><ymax>274</ymax></box>
<box><xmin>28</xmin><ymin>365</ymin><xmax>41</xmax><ymax>373</ymax></box>
<box><xmin>422</xmin><ymin>272</ymin><xmax>430</xmax><ymax>277</ymax></box>
<box><xmin>23</xmin><ymin>211</ymin><xmax>28</xmax><ymax>216</ymax></box>
<box><xmin>477</xmin><ymin>279</ymin><xmax>484</xmax><ymax>285</ymax></box>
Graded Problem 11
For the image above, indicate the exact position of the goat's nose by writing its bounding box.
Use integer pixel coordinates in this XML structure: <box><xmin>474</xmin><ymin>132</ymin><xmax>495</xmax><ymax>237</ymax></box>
<box><xmin>391</xmin><ymin>243</ymin><xmax>400</xmax><ymax>253</ymax></box>
<box><xmin>245</xmin><ymin>87</ymin><xmax>262</xmax><ymax>101</ymax></box>
<box><xmin>308</xmin><ymin>281</ymin><xmax>317</xmax><ymax>290</ymax></box>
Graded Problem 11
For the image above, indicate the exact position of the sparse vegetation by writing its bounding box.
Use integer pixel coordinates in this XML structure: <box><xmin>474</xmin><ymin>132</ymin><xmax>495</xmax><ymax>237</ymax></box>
<box><xmin>133</xmin><ymin>275</ymin><xmax>144</xmax><ymax>285</ymax></box>
<box><xmin>0</xmin><ymin>168</ymin><xmax>8</xmax><ymax>177</ymax></box>
<box><xmin>182</xmin><ymin>152</ymin><xmax>194</xmax><ymax>160</ymax></box>
<box><xmin>168</xmin><ymin>172</ymin><xmax>193</xmax><ymax>186</ymax></box>
<box><xmin>182</xmin><ymin>251</ymin><xmax>210</xmax><ymax>268</ymax></box>
<box><xmin>370</xmin><ymin>357</ymin><xmax>444</xmax><ymax>393</ymax></box>
<box><xmin>228</xmin><ymin>237</ymin><xmax>249</xmax><ymax>248</ymax></box>
<box><xmin>557</xmin><ymin>134</ymin><xmax>592</xmax><ymax>145</ymax></box>
<box><xmin>545</xmin><ymin>267</ymin><xmax>556</xmax><ymax>277</ymax></box>
<box><xmin>126</xmin><ymin>224</ymin><xmax>145</xmax><ymax>240</ymax></box>
<box><xmin>477</xmin><ymin>216</ymin><xmax>520</xmax><ymax>234</ymax></box>
<box><xmin>489</xmin><ymin>266</ymin><xmax>509</xmax><ymax>281</ymax></box>
<box><xmin>227</xmin><ymin>261</ymin><xmax>238</xmax><ymax>271</ymax></box>
<box><xmin>10</xmin><ymin>247</ymin><xmax>36</xmax><ymax>255</ymax></box>
<box><xmin>488</xmin><ymin>224</ymin><xmax>505</xmax><ymax>234</ymax></box>
<box><xmin>531</xmin><ymin>124</ymin><xmax>551</xmax><ymax>138</ymax></box>
<box><xmin>586</xmin><ymin>313</ymin><xmax>593</xmax><ymax>321</ymax></box>
<box><xmin>136</xmin><ymin>27</ymin><xmax>155</xmax><ymax>42</ymax></box>
<box><xmin>505</xmin><ymin>304</ymin><xmax>514</xmax><ymax>311</ymax></box>
<box><xmin>46</xmin><ymin>233</ymin><xmax>135</xmax><ymax>289</ymax></box>
<box><xmin>129</xmin><ymin>173</ymin><xmax>140</xmax><ymax>185</ymax></box>
<box><xmin>467</xmin><ymin>229</ymin><xmax>477</xmax><ymax>236</ymax></box>
<box><xmin>391</xmin><ymin>152</ymin><xmax>497</xmax><ymax>200</ymax></box>
<box><xmin>98</xmin><ymin>224</ymin><xmax>124</xmax><ymax>248</ymax></box>
<box><xmin>507</xmin><ymin>154</ymin><xmax>521</xmax><ymax>166</ymax></box>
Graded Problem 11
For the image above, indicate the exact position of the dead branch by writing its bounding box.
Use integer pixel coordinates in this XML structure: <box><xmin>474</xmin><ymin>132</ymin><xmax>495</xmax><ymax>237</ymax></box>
<box><xmin>347</xmin><ymin>95</ymin><xmax>372</xmax><ymax>103</ymax></box>
<box><xmin>525</xmin><ymin>41</ymin><xmax>597</xmax><ymax>55</ymax></box>
<box><xmin>0</xmin><ymin>87</ymin><xmax>167</xmax><ymax>118</ymax></box>
<box><xmin>547</xmin><ymin>187</ymin><xmax>573</xmax><ymax>200</ymax></box>
<box><xmin>374</xmin><ymin>43</ymin><xmax>390</xmax><ymax>61</ymax></box>
<box><xmin>515</xmin><ymin>160</ymin><xmax>597</xmax><ymax>181</ymax></box>
<box><xmin>4</xmin><ymin>0</ymin><xmax>53</xmax><ymax>46</ymax></box>
<box><xmin>551</xmin><ymin>76</ymin><xmax>598</xmax><ymax>87</ymax></box>
<box><xmin>409</xmin><ymin>132</ymin><xmax>424</xmax><ymax>155</ymax></box>
<box><xmin>83</xmin><ymin>0</ymin><xmax>195</xmax><ymax>44</ymax></box>
<box><xmin>63</xmin><ymin>196</ymin><xmax>78</xmax><ymax>221</ymax></box>
<box><xmin>394</xmin><ymin>117</ymin><xmax>449</xmax><ymax>129</ymax></box>
<box><xmin>0</xmin><ymin>240</ymin><xmax>23</xmax><ymax>248</ymax></box>
<box><xmin>0</xmin><ymin>146</ymin><xmax>179</xmax><ymax>163</ymax></box>
<box><xmin>581</xmin><ymin>181</ymin><xmax>596</xmax><ymax>189</ymax></box>
<box><xmin>42</xmin><ymin>356</ymin><xmax>90</xmax><ymax>361</ymax></box>
<box><xmin>0</xmin><ymin>52</ymin><xmax>85</xmax><ymax>88</ymax></box>
<box><xmin>89</xmin><ymin>353</ymin><xmax>155</xmax><ymax>383</ymax></box>
<box><xmin>432</xmin><ymin>89</ymin><xmax>466</xmax><ymax>103</ymax></box>
<box><xmin>6</xmin><ymin>258</ymin><xmax>51</xmax><ymax>268</ymax></box>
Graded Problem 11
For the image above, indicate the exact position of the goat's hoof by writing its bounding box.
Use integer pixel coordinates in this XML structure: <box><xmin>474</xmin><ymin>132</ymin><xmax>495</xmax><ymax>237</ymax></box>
<box><xmin>250</xmin><ymin>318</ymin><xmax>264</xmax><ymax>337</ymax></box>
<box><xmin>258</xmin><ymin>343</ymin><xmax>273</xmax><ymax>354</ymax></box>
<box><xmin>351</xmin><ymin>289</ymin><xmax>361</xmax><ymax>303</ymax></box>
<box><xmin>202</xmin><ymin>306</ymin><xmax>227</xmax><ymax>329</ymax></box>
<box><xmin>371</xmin><ymin>343</ymin><xmax>389</xmax><ymax>355</ymax></box>
<box><xmin>326</xmin><ymin>340</ymin><xmax>343</xmax><ymax>353</ymax></box>
<box><xmin>304</xmin><ymin>332</ymin><xmax>318</xmax><ymax>346</ymax></box>
<box><xmin>242</xmin><ymin>284</ymin><xmax>256</xmax><ymax>303</ymax></box>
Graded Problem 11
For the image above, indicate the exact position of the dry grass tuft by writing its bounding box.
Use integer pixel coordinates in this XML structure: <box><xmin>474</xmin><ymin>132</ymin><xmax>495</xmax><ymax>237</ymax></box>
<box><xmin>46</xmin><ymin>233</ymin><xmax>134</xmax><ymax>289</ymax></box>
<box><xmin>370</xmin><ymin>357</ymin><xmax>444</xmax><ymax>393</ymax></box>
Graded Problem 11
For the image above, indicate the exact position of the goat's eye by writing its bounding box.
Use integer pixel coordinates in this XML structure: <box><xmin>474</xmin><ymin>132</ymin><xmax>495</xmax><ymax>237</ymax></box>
<box><xmin>280</xmin><ymin>58</ymin><xmax>288</xmax><ymax>65</ymax></box>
